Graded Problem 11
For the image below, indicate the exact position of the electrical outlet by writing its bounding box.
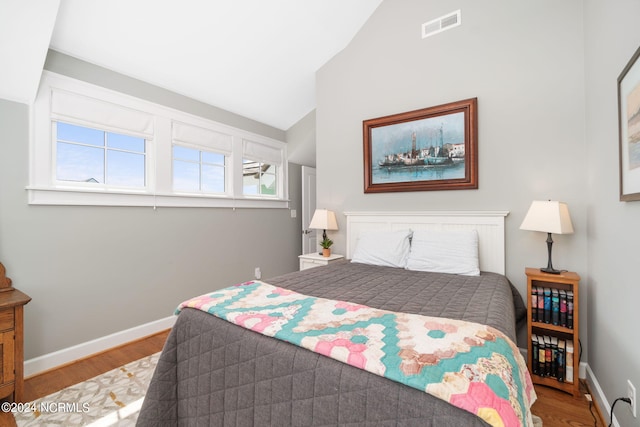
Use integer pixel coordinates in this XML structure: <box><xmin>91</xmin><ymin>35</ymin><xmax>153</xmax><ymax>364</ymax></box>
<box><xmin>629</xmin><ymin>379</ymin><xmax>637</xmax><ymax>418</ymax></box>
<box><xmin>254</xmin><ymin>267</ymin><xmax>261</xmax><ymax>280</ymax></box>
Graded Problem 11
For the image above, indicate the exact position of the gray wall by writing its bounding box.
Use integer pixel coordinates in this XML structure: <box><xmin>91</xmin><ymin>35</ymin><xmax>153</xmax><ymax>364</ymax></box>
<box><xmin>45</xmin><ymin>51</ymin><xmax>284</xmax><ymax>142</ymax></box>
<box><xmin>584</xmin><ymin>1</ymin><xmax>640</xmax><ymax>426</ymax></box>
<box><xmin>316</xmin><ymin>0</ymin><xmax>640</xmax><ymax>422</ymax></box>
<box><xmin>316</xmin><ymin>0</ymin><xmax>588</xmax><ymax>349</ymax></box>
<box><xmin>286</xmin><ymin>109</ymin><xmax>316</xmax><ymax>168</ymax></box>
<box><xmin>0</xmin><ymin>52</ymin><xmax>302</xmax><ymax>359</ymax></box>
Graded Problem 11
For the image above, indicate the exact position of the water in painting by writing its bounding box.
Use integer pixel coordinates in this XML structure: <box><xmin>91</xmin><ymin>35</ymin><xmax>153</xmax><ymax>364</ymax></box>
<box><xmin>371</xmin><ymin>112</ymin><xmax>465</xmax><ymax>184</ymax></box>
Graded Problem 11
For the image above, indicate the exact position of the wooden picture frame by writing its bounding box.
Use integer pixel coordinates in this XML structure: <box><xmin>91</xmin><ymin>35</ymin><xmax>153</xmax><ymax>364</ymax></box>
<box><xmin>363</xmin><ymin>98</ymin><xmax>478</xmax><ymax>193</ymax></box>
<box><xmin>619</xmin><ymin>45</ymin><xmax>640</xmax><ymax>201</ymax></box>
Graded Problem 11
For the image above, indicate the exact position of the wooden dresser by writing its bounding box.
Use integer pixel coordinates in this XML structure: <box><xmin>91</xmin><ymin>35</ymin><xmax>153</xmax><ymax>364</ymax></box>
<box><xmin>0</xmin><ymin>289</ymin><xmax>31</xmax><ymax>403</ymax></box>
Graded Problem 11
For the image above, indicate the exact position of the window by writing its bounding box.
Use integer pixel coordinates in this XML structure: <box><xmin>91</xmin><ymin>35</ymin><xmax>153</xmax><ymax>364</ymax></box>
<box><xmin>29</xmin><ymin>72</ymin><xmax>287</xmax><ymax>208</ymax></box>
<box><xmin>56</xmin><ymin>122</ymin><xmax>146</xmax><ymax>188</ymax></box>
<box><xmin>243</xmin><ymin>160</ymin><xmax>277</xmax><ymax>196</ymax></box>
<box><xmin>242</xmin><ymin>138</ymin><xmax>283</xmax><ymax>198</ymax></box>
<box><xmin>173</xmin><ymin>145</ymin><xmax>225</xmax><ymax>193</ymax></box>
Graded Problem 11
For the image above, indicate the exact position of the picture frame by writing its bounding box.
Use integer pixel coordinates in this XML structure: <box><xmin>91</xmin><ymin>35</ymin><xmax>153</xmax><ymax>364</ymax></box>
<box><xmin>618</xmin><ymin>45</ymin><xmax>640</xmax><ymax>201</ymax></box>
<box><xmin>363</xmin><ymin>98</ymin><xmax>477</xmax><ymax>193</ymax></box>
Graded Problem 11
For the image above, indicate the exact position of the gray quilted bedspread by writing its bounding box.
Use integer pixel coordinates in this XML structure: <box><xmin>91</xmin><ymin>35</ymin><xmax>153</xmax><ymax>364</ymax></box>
<box><xmin>137</xmin><ymin>261</ymin><xmax>525</xmax><ymax>426</ymax></box>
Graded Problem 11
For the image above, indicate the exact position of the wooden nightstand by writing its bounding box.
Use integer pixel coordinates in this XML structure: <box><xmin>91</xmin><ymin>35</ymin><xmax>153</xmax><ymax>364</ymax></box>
<box><xmin>526</xmin><ymin>267</ymin><xmax>580</xmax><ymax>397</ymax></box>
<box><xmin>298</xmin><ymin>253</ymin><xmax>344</xmax><ymax>271</ymax></box>
<box><xmin>0</xmin><ymin>289</ymin><xmax>31</xmax><ymax>403</ymax></box>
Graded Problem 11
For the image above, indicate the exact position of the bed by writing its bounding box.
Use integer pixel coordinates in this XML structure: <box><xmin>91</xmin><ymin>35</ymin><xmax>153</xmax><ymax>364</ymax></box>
<box><xmin>137</xmin><ymin>211</ymin><xmax>535</xmax><ymax>426</ymax></box>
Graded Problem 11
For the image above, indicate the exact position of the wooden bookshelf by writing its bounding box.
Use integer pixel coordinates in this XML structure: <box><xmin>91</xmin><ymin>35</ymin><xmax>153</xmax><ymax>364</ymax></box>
<box><xmin>526</xmin><ymin>267</ymin><xmax>580</xmax><ymax>397</ymax></box>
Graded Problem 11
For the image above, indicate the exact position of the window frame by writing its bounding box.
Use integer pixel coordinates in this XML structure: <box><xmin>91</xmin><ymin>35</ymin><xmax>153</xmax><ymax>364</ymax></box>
<box><xmin>28</xmin><ymin>72</ymin><xmax>288</xmax><ymax>208</ymax></box>
<box><xmin>242</xmin><ymin>159</ymin><xmax>279</xmax><ymax>198</ymax></box>
<box><xmin>172</xmin><ymin>143</ymin><xmax>228</xmax><ymax>195</ymax></box>
<box><xmin>54</xmin><ymin>121</ymin><xmax>149</xmax><ymax>190</ymax></box>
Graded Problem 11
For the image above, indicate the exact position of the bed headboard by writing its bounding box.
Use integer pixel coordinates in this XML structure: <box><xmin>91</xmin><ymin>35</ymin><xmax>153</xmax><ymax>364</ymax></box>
<box><xmin>344</xmin><ymin>211</ymin><xmax>509</xmax><ymax>275</ymax></box>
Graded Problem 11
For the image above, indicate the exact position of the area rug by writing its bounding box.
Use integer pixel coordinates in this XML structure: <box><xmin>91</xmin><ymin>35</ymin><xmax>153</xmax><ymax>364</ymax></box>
<box><xmin>14</xmin><ymin>352</ymin><xmax>159</xmax><ymax>427</ymax></box>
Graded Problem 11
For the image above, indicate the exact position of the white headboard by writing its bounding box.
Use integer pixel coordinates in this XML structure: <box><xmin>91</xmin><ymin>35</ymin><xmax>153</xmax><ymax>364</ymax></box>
<box><xmin>344</xmin><ymin>211</ymin><xmax>509</xmax><ymax>275</ymax></box>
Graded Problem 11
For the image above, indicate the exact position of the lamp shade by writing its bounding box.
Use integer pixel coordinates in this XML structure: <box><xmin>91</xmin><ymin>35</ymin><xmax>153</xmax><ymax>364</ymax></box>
<box><xmin>309</xmin><ymin>209</ymin><xmax>338</xmax><ymax>231</ymax></box>
<box><xmin>520</xmin><ymin>201</ymin><xmax>574</xmax><ymax>235</ymax></box>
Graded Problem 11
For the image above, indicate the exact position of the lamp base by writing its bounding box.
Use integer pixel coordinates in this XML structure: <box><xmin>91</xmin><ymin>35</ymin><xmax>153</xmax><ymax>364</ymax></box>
<box><xmin>540</xmin><ymin>232</ymin><xmax>562</xmax><ymax>275</ymax></box>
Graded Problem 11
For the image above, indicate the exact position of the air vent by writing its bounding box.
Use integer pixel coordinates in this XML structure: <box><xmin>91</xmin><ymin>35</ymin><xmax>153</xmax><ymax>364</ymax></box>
<box><xmin>422</xmin><ymin>9</ymin><xmax>461</xmax><ymax>39</ymax></box>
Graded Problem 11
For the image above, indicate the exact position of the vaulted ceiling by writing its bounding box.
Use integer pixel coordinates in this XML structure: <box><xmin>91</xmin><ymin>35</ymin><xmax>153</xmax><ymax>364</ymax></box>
<box><xmin>0</xmin><ymin>0</ymin><xmax>382</xmax><ymax>130</ymax></box>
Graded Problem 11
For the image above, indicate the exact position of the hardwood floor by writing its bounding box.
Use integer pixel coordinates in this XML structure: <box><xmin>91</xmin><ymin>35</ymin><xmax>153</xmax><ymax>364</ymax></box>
<box><xmin>2</xmin><ymin>329</ymin><xmax>607</xmax><ymax>426</ymax></box>
<box><xmin>532</xmin><ymin>381</ymin><xmax>606</xmax><ymax>427</ymax></box>
<box><xmin>22</xmin><ymin>329</ymin><xmax>170</xmax><ymax>402</ymax></box>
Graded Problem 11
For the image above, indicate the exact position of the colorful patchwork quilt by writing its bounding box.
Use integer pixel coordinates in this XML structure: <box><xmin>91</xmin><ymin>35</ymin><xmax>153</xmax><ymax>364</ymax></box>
<box><xmin>177</xmin><ymin>281</ymin><xmax>536</xmax><ymax>427</ymax></box>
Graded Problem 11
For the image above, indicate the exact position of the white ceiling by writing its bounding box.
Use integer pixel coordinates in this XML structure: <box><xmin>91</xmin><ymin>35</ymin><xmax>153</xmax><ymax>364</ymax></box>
<box><xmin>1</xmin><ymin>0</ymin><xmax>382</xmax><ymax>131</ymax></box>
<box><xmin>0</xmin><ymin>0</ymin><xmax>60</xmax><ymax>105</ymax></box>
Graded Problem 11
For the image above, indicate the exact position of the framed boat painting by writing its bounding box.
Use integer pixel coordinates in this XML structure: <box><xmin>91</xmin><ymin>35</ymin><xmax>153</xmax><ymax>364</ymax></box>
<box><xmin>363</xmin><ymin>98</ymin><xmax>478</xmax><ymax>193</ymax></box>
<box><xmin>619</xmin><ymin>45</ymin><xmax>640</xmax><ymax>201</ymax></box>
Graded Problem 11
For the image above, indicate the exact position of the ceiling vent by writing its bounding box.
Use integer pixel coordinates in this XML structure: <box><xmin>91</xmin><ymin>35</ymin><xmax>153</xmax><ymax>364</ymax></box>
<box><xmin>422</xmin><ymin>9</ymin><xmax>461</xmax><ymax>39</ymax></box>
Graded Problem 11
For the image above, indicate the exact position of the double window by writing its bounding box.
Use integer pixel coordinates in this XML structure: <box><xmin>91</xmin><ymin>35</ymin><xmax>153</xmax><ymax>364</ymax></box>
<box><xmin>30</xmin><ymin>72</ymin><xmax>287</xmax><ymax>208</ymax></box>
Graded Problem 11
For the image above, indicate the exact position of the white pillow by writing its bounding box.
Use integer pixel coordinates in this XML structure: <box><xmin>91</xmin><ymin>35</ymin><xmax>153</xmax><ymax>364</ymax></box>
<box><xmin>351</xmin><ymin>229</ymin><xmax>412</xmax><ymax>268</ymax></box>
<box><xmin>406</xmin><ymin>229</ymin><xmax>480</xmax><ymax>276</ymax></box>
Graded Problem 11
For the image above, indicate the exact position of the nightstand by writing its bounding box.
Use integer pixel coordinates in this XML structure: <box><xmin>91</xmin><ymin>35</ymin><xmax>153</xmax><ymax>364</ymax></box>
<box><xmin>298</xmin><ymin>253</ymin><xmax>345</xmax><ymax>271</ymax></box>
<box><xmin>0</xmin><ymin>288</ymin><xmax>31</xmax><ymax>403</ymax></box>
<box><xmin>526</xmin><ymin>267</ymin><xmax>580</xmax><ymax>397</ymax></box>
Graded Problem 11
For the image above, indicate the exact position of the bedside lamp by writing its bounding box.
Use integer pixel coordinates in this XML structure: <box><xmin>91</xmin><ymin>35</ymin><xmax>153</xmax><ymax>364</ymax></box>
<box><xmin>309</xmin><ymin>208</ymin><xmax>338</xmax><ymax>243</ymax></box>
<box><xmin>520</xmin><ymin>200</ymin><xmax>574</xmax><ymax>274</ymax></box>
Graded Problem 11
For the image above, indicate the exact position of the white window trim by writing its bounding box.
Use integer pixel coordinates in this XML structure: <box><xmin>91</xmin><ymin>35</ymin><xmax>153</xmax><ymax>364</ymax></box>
<box><xmin>171</xmin><ymin>142</ymin><xmax>228</xmax><ymax>196</ymax></box>
<box><xmin>28</xmin><ymin>72</ymin><xmax>288</xmax><ymax>208</ymax></box>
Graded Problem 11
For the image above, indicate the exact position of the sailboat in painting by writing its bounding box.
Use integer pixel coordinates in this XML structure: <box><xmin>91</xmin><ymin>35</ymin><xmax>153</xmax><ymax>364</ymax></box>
<box><xmin>378</xmin><ymin>125</ymin><xmax>461</xmax><ymax>169</ymax></box>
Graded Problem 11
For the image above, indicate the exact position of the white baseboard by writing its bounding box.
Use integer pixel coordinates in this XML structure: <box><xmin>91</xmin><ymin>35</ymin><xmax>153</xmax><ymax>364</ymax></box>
<box><xmin>24</xmin><ymin>315</ymin><xmax>176</xmax><ymax>378</ymax></box>
<box><xmin>586</xmin><ymin>363</ymin><xmax>618</xmax><ymax>427</ymax></box>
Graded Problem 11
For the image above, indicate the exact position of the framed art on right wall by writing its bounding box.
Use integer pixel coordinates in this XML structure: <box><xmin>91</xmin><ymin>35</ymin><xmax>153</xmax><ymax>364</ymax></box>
<box><xmin>618</xmin><ymin>44</ymin><xmax>640</xmax><ymax>201</ymax></box>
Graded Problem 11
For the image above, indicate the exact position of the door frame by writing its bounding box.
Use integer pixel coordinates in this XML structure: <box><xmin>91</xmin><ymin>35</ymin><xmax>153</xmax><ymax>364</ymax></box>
<box><xmin>301</xmin><ymin>166</ymin><xmax>317</xmax><ymax>255</ymax></box>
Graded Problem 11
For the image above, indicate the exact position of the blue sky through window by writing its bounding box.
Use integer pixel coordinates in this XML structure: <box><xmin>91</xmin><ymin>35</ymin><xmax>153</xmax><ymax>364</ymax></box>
<box><xmin>173</xmin><ymin>145</ymin><xmax>225</xmax><ymax>193</ymax></box>
<box><xmin>56</xmin><ymin>122</ymin><xmax>146</xmax><ymax>187</ymax></box>
<box><xmin>55</xmin><ymin>123</ymin><xmax>278</xmax><ymax>197</ymax></box>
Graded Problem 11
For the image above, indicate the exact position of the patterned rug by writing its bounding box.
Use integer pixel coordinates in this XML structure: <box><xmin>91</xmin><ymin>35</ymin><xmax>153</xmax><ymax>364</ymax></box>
<box><xmin>14</xmin><ymin>352</ymin><xmax>159</xmax><ymax>426</ymax></box>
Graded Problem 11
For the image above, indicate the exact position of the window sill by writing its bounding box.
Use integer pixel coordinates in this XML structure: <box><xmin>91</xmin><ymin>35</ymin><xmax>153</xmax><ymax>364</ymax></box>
<box><xmin>26</xmin><ymin>187</ymin><xmax>289</xmax><ymax>209</ymax></box>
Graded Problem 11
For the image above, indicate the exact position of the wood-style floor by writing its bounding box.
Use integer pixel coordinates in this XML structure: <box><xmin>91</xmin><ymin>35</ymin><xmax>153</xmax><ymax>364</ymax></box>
<box><xmin>532</xmin><ymin>380</ymin><xmax>605</xmax><ymax>427</ymax></box>
<box><xmin>2</xmin><ymin>329</ymin><xmax>607</xmax><ymax>426</ymax></box>
<box><xmin>22</xmin><ymin>329</ymin><xmax>171</xmax><ymax>402</ymax></box>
